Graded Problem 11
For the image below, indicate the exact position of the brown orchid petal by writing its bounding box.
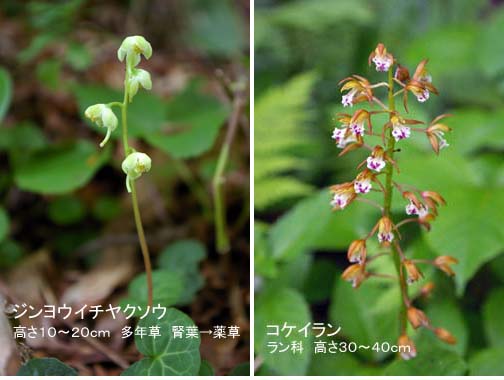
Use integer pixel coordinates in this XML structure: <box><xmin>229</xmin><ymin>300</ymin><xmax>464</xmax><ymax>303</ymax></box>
<box><xmin>412</xmin><ymin>59</ymin><xmax>429</xmax><ymax>80</ymax></box>
<box><xmin>427</xmin><ymin>132</ymin><xmax>440</xmax><ymax>154</ymax></box>
<box><xmin>431</xmin><ymin>113</ymin><xmax>453</xmax><ymax>125</ymax></box>
<box><xmin>338</xmin><ymin>142</ymin><xmax>362</xmax><ymax>157</ymax></box>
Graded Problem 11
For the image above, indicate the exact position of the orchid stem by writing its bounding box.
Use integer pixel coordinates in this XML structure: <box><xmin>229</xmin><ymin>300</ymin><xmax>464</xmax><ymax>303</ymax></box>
<box><xmin>384</xmin><ymin>68</ymin><xmax>408</xmax><ymax>335</ymax></box>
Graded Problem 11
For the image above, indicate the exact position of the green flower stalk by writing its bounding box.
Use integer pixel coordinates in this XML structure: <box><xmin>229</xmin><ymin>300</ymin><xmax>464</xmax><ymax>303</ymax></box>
<box><xmin>85</xmin><ymin>35</ymin><xmax>154</xmax><ymax>307</ymax></box>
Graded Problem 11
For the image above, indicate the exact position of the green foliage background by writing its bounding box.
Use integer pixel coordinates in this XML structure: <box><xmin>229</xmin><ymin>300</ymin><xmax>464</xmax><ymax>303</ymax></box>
<box><xmin>254</xmin><ymin>0</ymin><xmax>504</xmax><ymax>376</ymax></box>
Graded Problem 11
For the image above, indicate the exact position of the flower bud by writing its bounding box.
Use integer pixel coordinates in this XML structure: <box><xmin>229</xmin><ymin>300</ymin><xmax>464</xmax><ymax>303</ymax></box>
<box><xmin>398</xmin><ymin>334</ymin><xmax>417</xmax><ymax>360</ymax></box>
<box><xmin>127</xmin><ymin>68</ymin><xmax>152</xmax><ymax>102</ymax></box>
<box><xmin>341</xmin><ymin>263</ymin><xmax>367</xmax><ymax>288</ymax></box>
<box><xmin>403</xmin><ymin>259</ymin><xmax>423</xmax><ymax>284</ymax></box>
<box><xmin>347</xmin><ymin>239</ymin><xmax>367</xmax><ymax>263</ymax></box>
<box><xmin>420</xmin><ymin>281</ymin><xmax>435</xmax><ymax>298</ymax></box>
<box><xmin>407</xmin><ymin>306</ymin><xmax>430</xmax><ymax>329</ymax></box>
<box><xmin>434</xmin><ymin>256</ymin><xmax>458</xmax><ymax>276</ymax></box>
<box><xmin>394</xmin><ymin>64</ymin><xmax>410</xmax><ymax>82</ymax></box>
<box><xmin>84</xmin><ymin>104</ymin><xmax>118</xmax><ymax>147</ymax></box>
<box><xmin>117</xmin><ymin>35</ymin><xmax>152</xmax><ymax>67</ymax></box>
<box><xmin>121</xmin><ymin>152</ymin><xmax>152</xmax><ymax>193</ymax></box>
<box><xmin>435</xmin><ymin>327</ymin><xmax>457</xmax><ymax>345</ymax></box>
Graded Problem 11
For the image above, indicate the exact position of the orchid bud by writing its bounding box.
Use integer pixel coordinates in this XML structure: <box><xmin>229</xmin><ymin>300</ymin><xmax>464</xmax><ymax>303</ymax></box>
<box><xmin>403</xmin><ymin>259</ymin><xmax>423</xmax><ymax>284</ymax></box>
<box><xmin>121</xmin><ymin>152</ymin><xmax>152</xmax><ymax>193</ymax></box>
<box><xmin>117</xmin><ymin>35</ymin><xmax>152</xmax><ymax>67</ymax></box>
<box><xmin>407</xmin><ymin>306</ymin><xmax>430</xmax><ymax>329</ymax></box>
<box><xmin>347</xmin><ymin>239</ymin><xmax>367</xmax><ymax>263</ymax></box>
<box><xmin>341</xmin><ymin>263</ymin><xmax>367</xmax><ymax>288</ymax></box>
<box><xmin>434</xmin><ymin>256</ymin><xmax>458</xmax><ymax>276</ymax></box>
<box><xmin>434</xmin><ymin>327</ymin><xmax>457</xmax><ymax>345</ymax></box>
<box><xmin>84</xmin><ymin>104</ymin><xmax>118</xmax><ymax>147</ymax></box>
<box><xmin>127</xmin><ymin>68</ymin><xmax>152</xmax><ymax>102</ymax></box>
<box><xmin>420</xmin><ymin>282</ymin><xmax>435</xmax><ymax>298</ymax></box>
<box><xmin>394</xmin><ymin>64</ymin><xmax>410</xmax><ymax>82</ymax></box>
<box><xmin>398</xmin><ymin>334</ymin><xmax>417</xmax><ymax>360</ymax></box>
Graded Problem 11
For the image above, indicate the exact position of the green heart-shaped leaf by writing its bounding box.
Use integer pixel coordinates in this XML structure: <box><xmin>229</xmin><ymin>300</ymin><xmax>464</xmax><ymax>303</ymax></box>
<box><xmin>122</xmin><ymin>308</ymin><xmax>201</xmax><ymax>376</ymax></box>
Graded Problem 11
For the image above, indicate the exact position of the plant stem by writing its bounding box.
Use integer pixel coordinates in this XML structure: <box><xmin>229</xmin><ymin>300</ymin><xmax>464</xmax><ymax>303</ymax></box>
<box><xmin>213</xmin><ymin>143</ymin><xmax>230</xmax><ymax>253</ymax></box>
<box><xmin>383</xmin><ymin>68</ymin><xmax>408</xmax><ymax>335</ymax></box>
<box><xmin>131</xmin><ymin>181</ymin><xmax>153</xmax><ymax>307</ymax></box>
<box><xmin>122</xmin><ymin>67</ymin><xmax>153</xmax><ymax>307</ymax></box>
<box><xmin>212</xmin><ymin>95</ymin><xmax>244</xmax><ymax>254</ymax></box>
<box><xmin>172</xmin><ymin>159</ymin><xmax>212</xmax><ymax>220</ymax></box>
<box><xmin>121</xmin><ymin>74</ymin><xmax>130</xmax><ymax>154</ymax></box>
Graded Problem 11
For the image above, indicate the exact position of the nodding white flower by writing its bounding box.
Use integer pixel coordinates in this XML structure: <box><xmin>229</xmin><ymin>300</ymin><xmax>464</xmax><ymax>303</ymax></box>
<box><xmin>366</xmin><ymin>145</ymin><xmax>386</xmax><ymax>172</ymax></box>
<box><xmin>339</xmin><ymin>75</ymin><xmax>373</xmax><ymax>107</ymax></box>
<box><xmin>368</xmin><ymin>43</ymin><xmax>394</xmax><ymax>72</ymax></box>
<box><xmin>347</xmin><ymin>239</ymin><xmax>367</xmax><ymax>263</ymax></box>
<box><xmin>398</xmin><ymin>335</ymin><xmax>417</xmax><ymax>360</ymax></box>
<box><xmin>127</xmin><ymin>68</ymin><xmax>152</xmax><ymax>102</ymax></box>
<box><xmin>342</xmin><ymin>263</ymin><xmax>367</xmax><ymax>288</ymax></box>
<box><xmin>354</xmin><ymin>169</ymin><xmax>373</xmax><ymax>194</ymax></box>
<box><xmin>117</xmin><ymin>35</ymin><xmax>152</xmax><ymax>67</ymax></box>
<box><xmin>121</xmin><ymin>152</ymin><xmax>152</xmax><ymax>193</ymax></box>
<box><xmin>330</xmin><ymin>182</ymin><xmax>356</xmax><ymax>210</ymax></box>
<box><xmin>376</xmin><ymin>216</ymin><xmax>394</xmax><ymax>245</ymax></box>
<box><xmin>84</xmin><ymin>104</ymin><xmax>118</xmax><ymax>147</ymax></box>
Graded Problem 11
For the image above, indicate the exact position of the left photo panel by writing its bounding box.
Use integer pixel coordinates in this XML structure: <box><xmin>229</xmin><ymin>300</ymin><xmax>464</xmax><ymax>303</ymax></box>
<box><xmin>0</xmin><ymin>0</ymin><xmax>250</xmax><ymax>376</ymax></box>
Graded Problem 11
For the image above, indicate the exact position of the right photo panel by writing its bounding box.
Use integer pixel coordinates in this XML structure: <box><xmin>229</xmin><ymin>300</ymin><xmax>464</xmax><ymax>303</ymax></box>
<box><xmin>254</xmin><ymin>0</ymin><xmax>504</xmax><ymax>377</ymax></box>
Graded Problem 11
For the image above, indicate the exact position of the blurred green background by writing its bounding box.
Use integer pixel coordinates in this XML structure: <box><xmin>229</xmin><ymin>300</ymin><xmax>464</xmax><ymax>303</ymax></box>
<box><xmin>254</xmin><ymin>0</ymin><xmax>504</xmax><ymax>376</ymax></box>
<box><xmin>0</xmin><ymin>0</ymin><xmax>249</xmax><ymax>376</ymax></box>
